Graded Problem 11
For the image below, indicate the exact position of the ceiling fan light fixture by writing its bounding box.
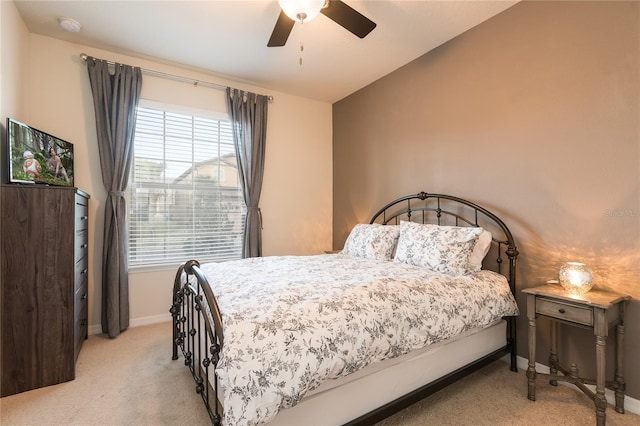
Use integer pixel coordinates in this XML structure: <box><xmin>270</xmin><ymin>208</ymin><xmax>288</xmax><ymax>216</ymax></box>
<box><xmin>278</xmin><ymin>0</ymin><xmax>326</xmax><ymax>23</ymax></box>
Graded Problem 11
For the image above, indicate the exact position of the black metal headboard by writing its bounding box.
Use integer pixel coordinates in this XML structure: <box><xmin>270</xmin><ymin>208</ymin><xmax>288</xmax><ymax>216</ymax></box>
<box><xmin>369</xmin><ymin>191</ymin><xmax>519</xmax><ymax>294</ymax></box>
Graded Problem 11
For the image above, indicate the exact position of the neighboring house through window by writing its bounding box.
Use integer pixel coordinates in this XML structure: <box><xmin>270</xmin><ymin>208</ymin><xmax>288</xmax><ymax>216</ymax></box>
<box><xmin>127</xmin><ymin>102</ymin><xmax>245</xmax><ymax>269</ymax></box>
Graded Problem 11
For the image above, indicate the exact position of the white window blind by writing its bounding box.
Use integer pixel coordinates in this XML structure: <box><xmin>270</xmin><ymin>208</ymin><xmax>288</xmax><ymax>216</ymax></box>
<box><xmin>128</xmin><ymin>105</ymin><xmax>245</xmax><ymax>268</ymax></box>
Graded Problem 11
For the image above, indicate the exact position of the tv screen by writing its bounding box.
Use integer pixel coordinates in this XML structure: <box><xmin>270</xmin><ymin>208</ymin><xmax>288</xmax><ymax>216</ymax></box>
<box><xmin>7</xmin><ymin>118</ymin><xmax>74</xmax><ymax>187</ymax></box>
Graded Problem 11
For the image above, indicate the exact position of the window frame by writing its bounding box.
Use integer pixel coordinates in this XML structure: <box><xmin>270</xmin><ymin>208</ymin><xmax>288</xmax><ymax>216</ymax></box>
<box><xmin>127</xmin><ymin>99</ymin><xmax>244</xmax><ymax>273</ymax></box>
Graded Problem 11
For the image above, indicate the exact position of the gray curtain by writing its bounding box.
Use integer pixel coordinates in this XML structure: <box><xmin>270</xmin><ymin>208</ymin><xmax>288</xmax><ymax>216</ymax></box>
<box><xmin>225</xmin><ymin>88</ymin><xmax>269</xmax><ymax>258</ymax></box>
<box><xmin>86</xmin><ymin>56</ymin><xmax>142</xmax><ymax>338</ymax></box>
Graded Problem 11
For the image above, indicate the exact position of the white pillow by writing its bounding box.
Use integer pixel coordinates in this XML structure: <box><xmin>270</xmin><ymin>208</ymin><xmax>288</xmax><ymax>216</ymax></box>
<box><xmin>341</xmin><ymin>224</ymin><xmax>400</xmax><ymax>261</ymax></box>
<box><xmin>393</xmin><ymin>221</ymin><xmax>483</xmax><ymax>276</ymax></box>
<box><xmin>468</xmin><ymin>230</ymin><xmax>492</xmax><ymax>272</ymax></box>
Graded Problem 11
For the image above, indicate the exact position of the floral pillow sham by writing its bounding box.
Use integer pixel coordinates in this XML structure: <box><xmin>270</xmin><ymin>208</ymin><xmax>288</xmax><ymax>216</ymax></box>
<box><xmin>468</xmin><ymin>229</ymin><xmax>492</xmax><ymax>272</ymax></box>
<box><xmin>394</xmin><ymin>221</ymin><xmax>484</xmax><ymax>276</ymax></box>
<box><xmin>341</xmin><ymin>223</ymin><xmax>400</xmax><ymax>261</ymax></box>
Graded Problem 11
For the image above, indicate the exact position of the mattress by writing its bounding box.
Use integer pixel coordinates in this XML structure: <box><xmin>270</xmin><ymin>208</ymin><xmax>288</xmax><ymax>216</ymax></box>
<box><xmin>270</xmin><ymin>319</ymin><xmax>507</xmax><ymax>425</ymax></box>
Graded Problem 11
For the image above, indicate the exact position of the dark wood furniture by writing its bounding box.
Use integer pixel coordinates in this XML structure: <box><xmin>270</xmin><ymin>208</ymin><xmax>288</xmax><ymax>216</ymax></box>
<box><xmin>523</xmin><ymin>284</ymin><xmax>631</xmax><ymax>426</ymax></box>
<box><xmin>1</xmin><ymin>184</ymin><xmax>90</xmax><ymax>397</ymax></box>
<box><xmin>171</xmin><ymin>191</ymin><xmax>518</xmax><ymax>425</ymax></box>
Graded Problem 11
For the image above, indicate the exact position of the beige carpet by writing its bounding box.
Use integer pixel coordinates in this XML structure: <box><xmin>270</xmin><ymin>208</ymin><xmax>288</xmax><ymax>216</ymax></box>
<box><xmin>1</xmin><ymin>322</ymin><xmax>638</xmax><ymax>425</ymax></box>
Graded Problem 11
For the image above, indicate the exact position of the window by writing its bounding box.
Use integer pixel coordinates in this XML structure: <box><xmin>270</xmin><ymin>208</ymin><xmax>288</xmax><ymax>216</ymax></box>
<box><xmin>128</xmin><ymin>104</ymin><xmax>245</xmax><ymax>269</ymax></box>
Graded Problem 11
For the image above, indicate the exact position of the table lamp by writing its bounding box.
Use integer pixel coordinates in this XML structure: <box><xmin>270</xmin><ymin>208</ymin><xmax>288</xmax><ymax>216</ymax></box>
<box><xmin>559</xmin><ymin>262</ymin><xmax>594</xmax><ymax>296</ymax></box>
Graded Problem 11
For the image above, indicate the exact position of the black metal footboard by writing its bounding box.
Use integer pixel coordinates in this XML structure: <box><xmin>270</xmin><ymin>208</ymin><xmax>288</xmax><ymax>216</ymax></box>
<box><xmin>171</xmin><ymin>259</ymin><xmax>224</xmax><ymax>426</ymax></box>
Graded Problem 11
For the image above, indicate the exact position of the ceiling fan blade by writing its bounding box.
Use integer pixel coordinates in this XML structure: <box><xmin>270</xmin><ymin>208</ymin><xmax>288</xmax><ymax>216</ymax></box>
<box><xmin>320</xmin><ymin>0</ymin><xmax>376</xmax><ymax>39</ymax></box>
<box><xmin>268</xmin><ymin>10</ymin><xmax>295</xmax><ymax>47</ymax></box>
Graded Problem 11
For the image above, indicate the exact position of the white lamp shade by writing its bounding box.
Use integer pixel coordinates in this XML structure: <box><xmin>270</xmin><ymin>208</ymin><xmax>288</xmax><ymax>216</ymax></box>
<box><xmin>278</xmin><ymin>0</ymin><xmax>325</xmax><ymax>23</ymax></box>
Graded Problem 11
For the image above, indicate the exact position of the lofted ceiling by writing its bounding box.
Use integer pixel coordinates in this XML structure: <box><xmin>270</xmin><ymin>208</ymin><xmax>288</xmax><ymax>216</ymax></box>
<box><xmin>14</xmin><ymin>0</ymin><xmax>518</xmax><ymax>103</ymax></box>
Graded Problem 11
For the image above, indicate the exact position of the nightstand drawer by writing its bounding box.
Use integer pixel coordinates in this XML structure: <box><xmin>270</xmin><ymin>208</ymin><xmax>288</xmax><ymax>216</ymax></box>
<box><xmin>536</xmin><ymin>298</ymin><xmax>593</xmax><ymax>326</ymax></box>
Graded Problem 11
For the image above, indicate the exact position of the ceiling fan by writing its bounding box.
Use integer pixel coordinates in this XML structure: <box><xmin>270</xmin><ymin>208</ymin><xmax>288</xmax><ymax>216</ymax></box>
<box><xmin>268</xmin><ymin>0</ymin><xmax>376</xmax><ymax>47</ymax></box>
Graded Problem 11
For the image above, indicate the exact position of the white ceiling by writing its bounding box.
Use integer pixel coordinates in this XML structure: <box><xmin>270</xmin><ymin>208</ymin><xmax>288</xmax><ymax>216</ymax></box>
<box><xmin>14</xmin><ymin>0</ymin><xmax>518</xmax><ymax>103</ymax></box>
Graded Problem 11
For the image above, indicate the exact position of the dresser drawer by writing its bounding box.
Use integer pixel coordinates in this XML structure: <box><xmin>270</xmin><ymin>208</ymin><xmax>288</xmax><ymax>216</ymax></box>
<box><xmin>75</xmin><ymin>257</ymin><xmax>88</xmax><ymax>291</ymax></box>
<box><xmin>75</xmin><ymin>195</ymin><xmax>89</xmax><ymax>232</ymax></box>
<box><xmin>75</xmin><ymin>231</ymin><xmax>89</xmax><ymax>262</ymax></box>
<box><xmin>74</xmin><ymin>282</ymin><xmax>88</xmax><ymax>360</ymax></box>
<box><xmin>536</xmin><ymin>297</ymin><xmax>593</xmax><ymax>326</ymax></box>
<box><xmin>74</xmin><ymin>281</ymin><xmax>88</xmax><ymax>320</ymax></box>
<box><xmin>74</xmin><ymin>309</ymin><xmax>88</xmax><ymax>361</ymax></box>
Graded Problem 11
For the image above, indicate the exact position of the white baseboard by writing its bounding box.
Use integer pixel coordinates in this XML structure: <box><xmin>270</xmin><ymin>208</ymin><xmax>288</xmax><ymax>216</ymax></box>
<box><xmin>130</xmin><ymin>313</ymin><xmax>172</xmax><ymax>328</ymax></box>
<box><xmin>88</xmin><ymin>313</ymin><xmax>172</xmax><ymax>336</ymax></box>
<box><xmin>507</xmin><ymin>355</ymin><xmax>640</xmax><ymax>416</ymax></box>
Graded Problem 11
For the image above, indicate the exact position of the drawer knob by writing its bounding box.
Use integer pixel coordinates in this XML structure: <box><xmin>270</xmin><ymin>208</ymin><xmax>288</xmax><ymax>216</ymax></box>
<box><xmin>558</xmin><ymin>308</ymin><xmax>565</xmax><ymax>314</ymax></box>
<box><xmin>81</xmin><ymin>244</ymin><xmax>88</xmax><ymax>249</ymax></box>
<box><xmin>81</xmin><ymin>216</ymin><xmax>88</xmax><ymax>220</ymax></box>
<box><xmin>81</xmin><ymin>294</ymin><xmax>88</xmax><ymax>300</ymax></box>
<box><xmin>82</xmin><ymin>269</ymin><xmax>88</xmax><ymax>275</ymax></box>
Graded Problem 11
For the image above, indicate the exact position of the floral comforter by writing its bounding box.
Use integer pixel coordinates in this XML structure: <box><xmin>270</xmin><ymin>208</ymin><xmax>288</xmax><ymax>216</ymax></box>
<box><xmin>194</xmin><ymin>254</ymin><xmax>519</xmax><ymax>425</ymax></box>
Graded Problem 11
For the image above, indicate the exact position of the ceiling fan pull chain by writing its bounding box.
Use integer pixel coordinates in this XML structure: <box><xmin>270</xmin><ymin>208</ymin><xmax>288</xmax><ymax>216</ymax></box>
<box><xmin>298</xmin><ymin>21</ymin><xmax>305</xmax><ymax>66</ymax></box>
<box><xmin>299</xmin><ymin>42</ymin><xmax>304</xmax><ymax>66</ymax></box>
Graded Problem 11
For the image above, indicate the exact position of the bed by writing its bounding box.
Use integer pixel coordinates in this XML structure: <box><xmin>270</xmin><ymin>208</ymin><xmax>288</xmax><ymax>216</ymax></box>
<box><xmin>171</xmin><ymin>191</ymin><xmax>519</xmax><ymax>425</ymax></box>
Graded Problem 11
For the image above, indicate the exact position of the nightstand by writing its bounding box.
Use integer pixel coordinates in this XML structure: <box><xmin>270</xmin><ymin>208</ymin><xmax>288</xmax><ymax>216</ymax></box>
<box><xmin>523</xmin><ymin>284</ymin><xmax>631</xmax><ymax>426</ymax></box>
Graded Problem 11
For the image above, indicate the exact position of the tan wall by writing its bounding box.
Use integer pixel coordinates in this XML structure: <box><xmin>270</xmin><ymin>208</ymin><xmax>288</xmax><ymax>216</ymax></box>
<box><xmin>333</xmin><ymin>1</ymin><xmax>640</xmax><ymax>398</ymax></box>
<box><xmin>0</xmin><ymin>0</ymin><xmax>30</xmax><ymax>137</ymax></box>
<box><xmin>3</xmin><ymin>26</ymin><xmax>332</xmax><ymax>330</ymax></box>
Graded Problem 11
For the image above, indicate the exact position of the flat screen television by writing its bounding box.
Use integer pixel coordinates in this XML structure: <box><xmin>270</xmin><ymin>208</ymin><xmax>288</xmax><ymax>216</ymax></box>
<box><xmin>7</xmin><ymin>118</ymin><xmax>74</xmax><ymax>187</ymax></box>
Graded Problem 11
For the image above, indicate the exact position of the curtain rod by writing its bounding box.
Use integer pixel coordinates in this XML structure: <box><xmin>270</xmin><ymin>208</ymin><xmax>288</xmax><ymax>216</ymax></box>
<box><xmin>79</xmin><ymin>53</ymin><xmax>273</xmax><ymax>101</ymax></box>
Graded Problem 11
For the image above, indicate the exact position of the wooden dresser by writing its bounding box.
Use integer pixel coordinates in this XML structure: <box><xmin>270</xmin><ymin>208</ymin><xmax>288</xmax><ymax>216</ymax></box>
<box><xmin>1</xmin><ymin>184</ymin><xmax>90</xmax><ymax>397</ymax></box>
